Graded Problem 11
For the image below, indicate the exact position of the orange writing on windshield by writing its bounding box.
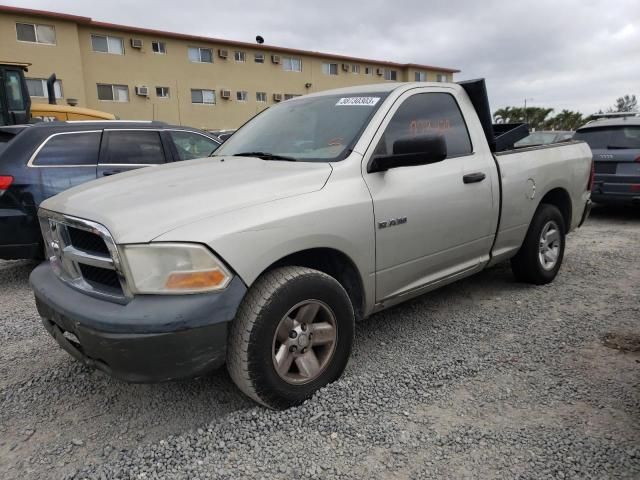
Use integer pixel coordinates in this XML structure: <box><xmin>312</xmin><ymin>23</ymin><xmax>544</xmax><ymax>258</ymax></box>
<box><xmin>410</xmin><ymin>118</ymin><xmax>451</xmax><ymax>136</ymax></box>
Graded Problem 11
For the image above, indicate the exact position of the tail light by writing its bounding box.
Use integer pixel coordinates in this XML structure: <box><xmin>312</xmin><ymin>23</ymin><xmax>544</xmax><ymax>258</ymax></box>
<box><xmin>587</xmin><ymin>160</ymin><xmax>595</xmax><ymax>191</ymax></box>
<box><xmin>635</xmin><ymin>155</ymin><xmax>640</xmax><ymax>163</ymax></box>
<box><xmin>0</xmin><ymin>175</ymin><xmax>13</xmax><ymax>196</ymax></box>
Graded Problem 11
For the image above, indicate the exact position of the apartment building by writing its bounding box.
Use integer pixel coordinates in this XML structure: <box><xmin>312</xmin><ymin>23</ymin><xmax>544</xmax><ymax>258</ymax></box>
<box><xmin>1</xmin><ymin>5</ymin><xmax>460</xmax><ymax>129</ymax></box>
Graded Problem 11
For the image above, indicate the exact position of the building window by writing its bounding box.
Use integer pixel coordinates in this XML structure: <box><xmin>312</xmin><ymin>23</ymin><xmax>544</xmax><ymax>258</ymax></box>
<box><xmin>415</xmin><ymin>71</ymin><xmax>426</xmax><ymax>82</ymax></box>
<box><xmin>152</xmin><ymin>41</ymin><xmax>166</xmax><ymax>54</ymax></box>
<box><xmin>16</xmin><ymin>22</ymin><xmax>56</xmax><ymax>44</ymax></box>
<box><xmin>91</xmin><ymin>34</ymin><xmax>124</xmax><ymax>55</ymax></box>
<box><xmin>256</xmin><ymin>91</ymin><xmax>267</xmax><ymax>102</ymax></box>
<box><xmin>26</xmin><ymin>78</ymin><xmax>63</xmax><ymax>98</ymax></box>
<box><xmin>156</xmin><ymin>86</ymin><xmax>170</xmax><ymax>98</ymax></box>
<box><xmin>191</xmin><ymin>89</ymin><xmax>215</xmax><ymax>104</ymax></box>
<box><xmin>234</xmin><ymin>51</ymin><xmax>246</xmax><ymax>62</ymax></box>
<box><xmin>97</xmin><ymin>83</ymin><xmax>129</xmax><ymax>102</ymax></box>
<box><xmin>322</xmin><ymin>63</ymin><xmax>338</xmax><ymax>75</ymax></box>
<box><xmin>364</xmin><ymin>67</ymin><xmax>372</xmax><ymax>75</ymax></box>
<box><xmin>236</xmin><ymin>90</ymin><xmax>248</xmax><ymax>101</ymax></box>
<box><xmin>436</xmin><ymin>73</ymin><xmax>448</xmax><ymax>82</ymax></box>
<box><xmin>384</xmin><ymin>69</ymin><xmax>398</xmax><ymax>81</ymax></box>
<box><xmin>352</xmin><ymin>64</ymin><xmax>360</xmax><ymax>74</ymax></box>
<box><xmin>254</xmin><ymin>53</ymin><xmax>264</xmax><ymax>63</ymax></box>
<box><xmin>284</xmin><ymin>94</ymin><xmax>301</xmax><ymax>100</ymax></box>
<box><xmin>188</xmin><ymin>47</ymin><xmax>213</xmax><ymax>63</ymax></box>
<box><xmin>282</xmin><ymin>56</ymin><xmax>302</xmax><ymax>72</ymax></box>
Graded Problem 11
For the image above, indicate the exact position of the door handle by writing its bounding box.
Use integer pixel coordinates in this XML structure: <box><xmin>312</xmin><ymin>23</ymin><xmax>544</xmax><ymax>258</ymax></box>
<box><xmin>463</xmin><ymin>172</ymin><xmax>486</xmax><ymax>184</ymax></box>
<box><xmin>102</xmin><ymin>170</ymin><xmax>122</xmax><ymax>177</ymax></box>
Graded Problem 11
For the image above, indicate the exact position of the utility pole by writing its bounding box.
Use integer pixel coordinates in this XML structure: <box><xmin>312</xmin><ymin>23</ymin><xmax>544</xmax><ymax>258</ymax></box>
<box><xmin>524</xmin><ymin>98</ymin><xmax>534</xmax><ymax>128</ymax></box>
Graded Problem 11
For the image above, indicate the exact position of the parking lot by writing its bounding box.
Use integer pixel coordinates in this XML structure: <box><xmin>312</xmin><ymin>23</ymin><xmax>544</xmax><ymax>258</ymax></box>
<box><xmin>0</xmin><ymin>206</ymin><xmax>638</xmax><ymax>480</ymax></box>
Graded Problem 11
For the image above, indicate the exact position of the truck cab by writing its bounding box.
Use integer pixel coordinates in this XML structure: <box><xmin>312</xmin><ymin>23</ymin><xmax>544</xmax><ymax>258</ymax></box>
<box><xmin>0</xmin><ymin>62</ymin><xmax>31</xmax><ymax>125</ymax></box>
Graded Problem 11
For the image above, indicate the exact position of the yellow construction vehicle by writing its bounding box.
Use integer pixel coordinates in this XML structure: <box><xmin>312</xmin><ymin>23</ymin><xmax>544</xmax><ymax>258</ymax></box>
<box><xmin>1</xmin><ymin>62</ymin><xmax>115</xmax><ymax>125</ymax></box>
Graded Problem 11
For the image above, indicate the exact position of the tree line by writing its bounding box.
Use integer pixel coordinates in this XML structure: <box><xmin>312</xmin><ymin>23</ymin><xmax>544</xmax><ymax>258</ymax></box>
<box><xmin>493</xmin><ymin>94</ymin><xmax>637</xmax><ymax>131</ymax></box>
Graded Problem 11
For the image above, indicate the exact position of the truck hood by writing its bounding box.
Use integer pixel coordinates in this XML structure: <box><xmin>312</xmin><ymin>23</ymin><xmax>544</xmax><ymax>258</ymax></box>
<box><xmin>41</xmin><ymin>156</ymin><xmax>332</xmax><ymax>243</ymax></box>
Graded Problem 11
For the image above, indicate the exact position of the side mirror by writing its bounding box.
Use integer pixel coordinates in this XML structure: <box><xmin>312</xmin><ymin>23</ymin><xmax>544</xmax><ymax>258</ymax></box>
<box><xmin>368</xmin><ymin>134</ymin><xmax>447</xmax><ymax>173</ymax></box>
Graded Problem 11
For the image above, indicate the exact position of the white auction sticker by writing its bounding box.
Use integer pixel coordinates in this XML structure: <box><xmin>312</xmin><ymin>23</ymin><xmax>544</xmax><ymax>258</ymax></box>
<box><xmin>336</xmin><ymin>97</ymin><xmax>381</xmax><ymax>106</ymax></box>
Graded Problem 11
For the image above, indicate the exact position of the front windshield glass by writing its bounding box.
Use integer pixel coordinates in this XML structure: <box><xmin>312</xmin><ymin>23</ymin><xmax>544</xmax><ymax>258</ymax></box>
<box><xmin>215</xmin><ymin>93</ymin><xmax>389</xmax><ymax>162</ymax></box>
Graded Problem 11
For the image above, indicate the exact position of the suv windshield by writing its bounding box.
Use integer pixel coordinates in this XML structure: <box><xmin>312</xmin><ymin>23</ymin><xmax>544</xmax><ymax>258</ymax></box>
<box><xmin>574</xmin><ymin>126</ymin><xmax>640</xmax><ymax>150</ymax></box>
<box><xmin>215</xmin><ymin>93</ymin><xmax>389</xmax><ymax>162</ymax></box>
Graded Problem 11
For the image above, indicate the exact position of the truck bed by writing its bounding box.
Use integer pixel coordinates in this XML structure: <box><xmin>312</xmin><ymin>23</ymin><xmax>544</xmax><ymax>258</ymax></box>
<box><xmin>489</xmin><ymin>140</ymin><xmax>593</xmax><ymax>265</ymax></box>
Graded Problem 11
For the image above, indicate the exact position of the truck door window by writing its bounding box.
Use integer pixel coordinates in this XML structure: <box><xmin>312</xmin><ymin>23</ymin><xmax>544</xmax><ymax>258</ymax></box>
<box><xmin>102</xmin><ymin>131</ymin><xmax>166</xmax><ymax>165</ymax></box>
<box><xmin>32</xmin><ymin>131</ymin><xmax>101</xmax><ymax>166</ymax></box>
<box><xmin>4</xmin><ymin>71</ymin><xmax>27</xmax><ymax>111</ymax></box>
<box><xmin>169</xmin><ymin>131</ymin><xmax>220</xmax><ymax>160</ymax></box>
<box><xmin>375</xmin><ymin>93</ymin><xmax>472</xmax><ymax>158</ymax></box>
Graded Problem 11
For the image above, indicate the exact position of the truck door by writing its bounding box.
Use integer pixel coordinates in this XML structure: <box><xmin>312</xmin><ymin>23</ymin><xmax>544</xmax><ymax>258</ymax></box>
<box><xmin>363</xmin><ymin>90</ymin><xmax>497</xmax><ymax>302</ymax></box>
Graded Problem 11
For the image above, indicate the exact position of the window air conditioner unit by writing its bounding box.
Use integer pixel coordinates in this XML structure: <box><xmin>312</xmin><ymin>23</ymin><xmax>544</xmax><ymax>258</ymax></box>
<box><xmin>342</xmin><ymin>63</ymin><xmax>349</xmax><ymax>72</ymax></box>
<box><xmin>135</xmin><ymin>85</ymin><xmax>149</xmax><ymax>96</ymax></box>
<box><xmin>130</xmin><ymin>38</ymin><xmax>143</xmax><ymax>49</ymax></box>
<box><xmin>273</xmin><ymin>93</ymin><xmax>282</xmax><ymax>102</ymax></box>
<box><xmin>271</xmin><ymin>54</ymin><xmax>281</xmax><ymax>64</ymax></box>
<box><xmin>218</xmin><ymin>49</ymin><xmax>228</xmax><ymax>59</ymax></box>
<box><xmin>221</xmin><ymin>89</ymin><xmax>231</xmax><ymax>99</ymax></box>
<box><xmin>376</xmin><ymin>68</ymin><xmax>384</xmax><ymax>75</ymax></box>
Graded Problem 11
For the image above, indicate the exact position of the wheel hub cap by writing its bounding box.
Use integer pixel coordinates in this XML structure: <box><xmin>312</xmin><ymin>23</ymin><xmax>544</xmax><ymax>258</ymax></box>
<box><xmin>272</xmin><ymin>300</ymin><xmax>338</xmax><ymax>385</ymax></box>
<box><xmin>538</xmin><ymin>220</ymin><xmax>560</xmax><ymax>271</ymax></box>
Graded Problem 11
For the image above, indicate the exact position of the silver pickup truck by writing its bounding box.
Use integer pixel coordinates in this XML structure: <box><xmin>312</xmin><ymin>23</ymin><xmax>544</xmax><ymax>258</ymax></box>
<box><xmin>30</xmin><ymin>79</ymin><xmax>593</xmax><ymax>409</ymax></box>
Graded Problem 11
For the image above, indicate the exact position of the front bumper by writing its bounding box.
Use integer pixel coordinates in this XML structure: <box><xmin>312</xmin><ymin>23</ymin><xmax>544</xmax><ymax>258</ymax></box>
<box><xmin>30</xmin><ymin>262</ymin><xmax>247</xmax><ymax>382</ymax></box>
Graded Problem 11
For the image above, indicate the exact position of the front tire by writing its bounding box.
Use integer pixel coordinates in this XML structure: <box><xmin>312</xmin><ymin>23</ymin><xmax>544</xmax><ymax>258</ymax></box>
<box><xmin>511</xmin><ymin>203</ymin><xmax>566</xmax><ymax>285</ymax></box>
<box><xmin>227</xmin><ymin>266</ymin><xmax>355</xmax><ymax>409</ymax></box>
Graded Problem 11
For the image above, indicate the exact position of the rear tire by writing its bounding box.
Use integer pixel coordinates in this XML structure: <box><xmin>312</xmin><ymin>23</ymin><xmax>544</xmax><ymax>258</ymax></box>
<box><xmin>227</xmin><ymin>266</ymin><xmax>354</xmax><ymax>409</ymax></box>
<box><xmin>511</xmin><ymin>203</ymin><xmax>566</xmax><ymax>285</ymax></box>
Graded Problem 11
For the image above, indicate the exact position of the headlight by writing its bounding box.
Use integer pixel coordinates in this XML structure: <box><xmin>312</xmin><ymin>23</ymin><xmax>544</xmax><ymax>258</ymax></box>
<box><xmin>121</xmin><ymin>243</ymin><xmax>232</xmax><ymax>294</ymax></box>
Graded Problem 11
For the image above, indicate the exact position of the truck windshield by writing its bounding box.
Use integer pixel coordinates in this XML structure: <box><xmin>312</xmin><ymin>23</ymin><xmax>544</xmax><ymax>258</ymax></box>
<box><xmin>215</xmin><ymin>93</ymin><xmax>389</xmax><ymax>162</ymax></box>
<box><xmin>574</xmin><ymin>126</ymin><xmax>640</xmax><ymax>150</ymax></box>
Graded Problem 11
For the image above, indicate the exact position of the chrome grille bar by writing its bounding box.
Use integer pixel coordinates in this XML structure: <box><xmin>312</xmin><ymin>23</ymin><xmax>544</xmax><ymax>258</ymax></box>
<box><xmin>38</xmin><ymin>209</ymin><xmax>132</xmax><ymax>303</ymax></box>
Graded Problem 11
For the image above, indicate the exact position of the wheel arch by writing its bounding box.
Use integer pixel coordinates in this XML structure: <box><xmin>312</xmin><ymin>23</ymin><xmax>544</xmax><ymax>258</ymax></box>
<box><xmin>260</xmin><ymin>247</ymin><xmax>367</xmax><ymax>321</ymax></box>
<box><xmin>538</xmin><ymin>187</ymin><xmax>572</xmax><ymax>232</ymax></box>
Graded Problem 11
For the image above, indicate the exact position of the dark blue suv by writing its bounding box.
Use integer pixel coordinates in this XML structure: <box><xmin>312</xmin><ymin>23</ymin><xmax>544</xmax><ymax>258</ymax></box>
<box><xmin>574</xmin><ymin>116</ymin><xmax>640</xmax><ymax>206</ymax></box>
<box><xmin>0</xmin><ymin>121</ymin><xmax>220</xmax><ymax>259</ymax></box>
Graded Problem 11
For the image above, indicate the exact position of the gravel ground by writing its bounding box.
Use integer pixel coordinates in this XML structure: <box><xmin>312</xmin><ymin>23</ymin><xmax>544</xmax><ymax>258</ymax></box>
<box><xmin>1</xmin><ymin>205</ymin><xmax>639</xmax><ymax>480</ymax></box>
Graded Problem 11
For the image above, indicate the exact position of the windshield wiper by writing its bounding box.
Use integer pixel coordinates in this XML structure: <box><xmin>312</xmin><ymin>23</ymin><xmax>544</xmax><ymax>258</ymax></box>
<box><xmin>233</xmin><ymin>151</ymin><xmax>298</xmax><ymax>161</ymax></box>
<box><xmin>606</xmin><ymin>145</ymin><xmax>632</xmax><ymax>150</ymax></box>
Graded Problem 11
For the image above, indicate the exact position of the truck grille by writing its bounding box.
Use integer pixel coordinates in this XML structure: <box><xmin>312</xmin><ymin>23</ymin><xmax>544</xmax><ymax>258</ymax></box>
<box><xmin>38</xmin><ymin>210</ymin><xmax>130</xmax><ymax>301</ymax></box>
<box><xmin>79</xmin><ymin>264</ymin><xmax>122</xmax><ymax>292</ymax></box>
<box><xmin>68</xmin><ymin>227</ymin><xmax>110</xmax><ymax>256</ymax></box>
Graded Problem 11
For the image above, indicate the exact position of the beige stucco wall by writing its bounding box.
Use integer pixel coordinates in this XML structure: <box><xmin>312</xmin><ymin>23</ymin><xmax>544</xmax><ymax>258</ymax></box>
<box><xmin>1</xmin><ymin>11</ymin><xmax>456</xmax><ymax>130</ymax></box>
<box><xmin>0</xmin><ymin>13</ymin><xmax>87</xmax><ymax>105</ymax></box>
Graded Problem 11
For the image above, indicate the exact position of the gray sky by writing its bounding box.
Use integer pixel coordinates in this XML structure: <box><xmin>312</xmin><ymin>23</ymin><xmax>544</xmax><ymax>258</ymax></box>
<box><xmin>9</xmin><ymin>0</ymin><xmax>639</xmax><ymax>115</ymax></box>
